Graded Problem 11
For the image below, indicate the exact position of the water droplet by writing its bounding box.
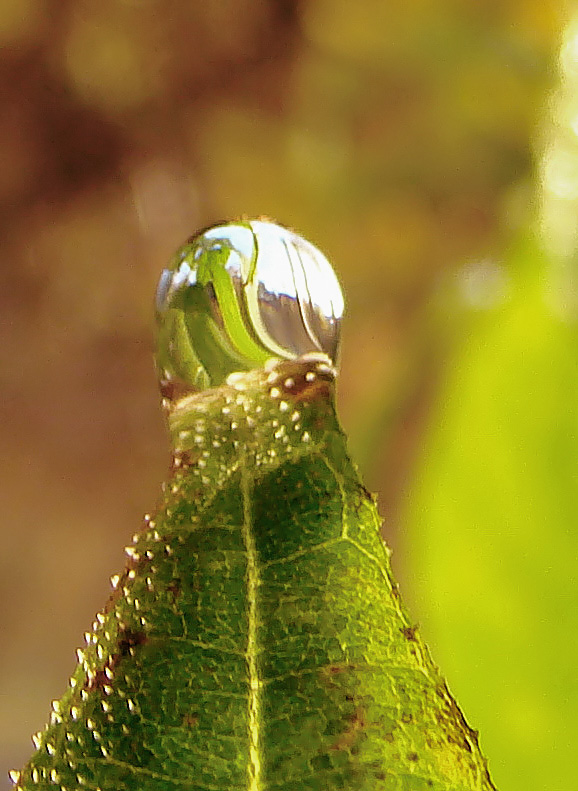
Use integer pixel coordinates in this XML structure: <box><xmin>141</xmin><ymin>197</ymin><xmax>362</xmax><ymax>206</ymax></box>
<box><xmin>155</xmin><ymin>219</ymin><xmax>344</xmax><ymax>406</ymax></box>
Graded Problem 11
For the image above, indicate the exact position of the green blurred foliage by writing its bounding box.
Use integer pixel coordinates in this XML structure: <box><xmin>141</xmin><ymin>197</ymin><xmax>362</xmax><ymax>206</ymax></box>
<box><xmin>401</xmin><ymin>235</ymin><xmax>578</xmax><ymax>791</ymax></box>
<box><xmin>0</xmin><ymin>0</ymin><xmax>574</xmax><ymax>789</ymax></box>
<box><xmin>402</xmin><ymin>12</ymin><xmax>578</xmax><ymax>789</ymax></box>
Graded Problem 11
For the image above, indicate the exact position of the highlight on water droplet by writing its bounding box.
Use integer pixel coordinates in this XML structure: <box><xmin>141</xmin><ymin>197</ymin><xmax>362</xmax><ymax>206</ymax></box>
<box><xmin>155</xmin><ymin>219</ymin><xmax>344</xmax><ymax>401</ymax></box>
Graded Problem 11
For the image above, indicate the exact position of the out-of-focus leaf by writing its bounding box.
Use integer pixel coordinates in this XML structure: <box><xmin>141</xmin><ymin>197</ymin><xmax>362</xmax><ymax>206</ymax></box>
<box><xmin>402</xmin><ymin>234</ymin><xmax>578</xmax><ymax>791</ymax></box>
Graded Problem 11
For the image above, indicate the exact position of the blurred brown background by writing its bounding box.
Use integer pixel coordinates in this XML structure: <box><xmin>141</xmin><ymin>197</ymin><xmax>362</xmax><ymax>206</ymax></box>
<box><xmin>0</xmin><ymin>1</ymin><xmax>568</xmax><ymax>788</ymax></box>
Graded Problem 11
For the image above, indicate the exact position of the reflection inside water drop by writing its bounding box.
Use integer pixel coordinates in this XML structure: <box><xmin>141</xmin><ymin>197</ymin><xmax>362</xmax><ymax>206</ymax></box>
<box><xmin>155</xmin><ymin>219</ymin><xmax>344</xmax><ymax>400</ymax></box>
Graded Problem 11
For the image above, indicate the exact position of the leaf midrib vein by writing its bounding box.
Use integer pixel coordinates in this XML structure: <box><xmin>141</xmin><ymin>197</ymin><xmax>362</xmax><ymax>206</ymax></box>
<box><xmin>240</xmin><ymin>458</ymin><xmax>263</xmax><ymax>791</ymax></box>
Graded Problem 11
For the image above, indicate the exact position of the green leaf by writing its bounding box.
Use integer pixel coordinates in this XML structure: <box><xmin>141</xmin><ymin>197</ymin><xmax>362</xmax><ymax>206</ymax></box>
<box><xmin>401</xmin><ymin>234</ymin><xmax>578</xmax><ymax>791</ymax></box>
<box><xmin>14</xmin><ymin>222</ymin><xmax>496</xmax><ymax>791</ymax></box>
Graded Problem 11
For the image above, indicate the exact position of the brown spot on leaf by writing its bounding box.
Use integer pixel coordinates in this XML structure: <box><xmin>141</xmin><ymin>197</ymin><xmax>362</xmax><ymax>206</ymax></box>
<box><xmin>167</xmin><ymin>579</ymin><xmax>182</xmax><ymax>599</ymax></box>
<box><xmin>118</xmin><ymin>628</ymin><xmax>147</xmax><ymax>657</ymax></box>
<box><xmin>325</xmin><ymin>662</ymin><xmax>357</xmax><ymax>676</ymax></box>
<box><xmin>170</xmin><ymin>449</ymin><xmax>200</xmax><ymax>474</ymax></box>
<box><xmin>272</xmin><ymin>357</ymin><xmax>335</xmax><ymax>403</ymax></box>
<box><xmin>323</xmin><ymin>663</ymin><xmax>358</xmax><ymax>690</ymax></box>
<box><xmin>330</xmin><ymin>708</ymin><xmax>366</xmax><ymax>751</ymax></box>
<box><xmin>401</xmin><ymin>625</ymin><xmax>418</xmax><ymax>641</ymax></box>
<box><xmin>290</xmin><ymin>378</ymin><xmax>332</xmax><ymax>403</ymax></box>
<box><xmin>159</xmin><ymin>378</ymin><xmax>192</xmax><ymax>404</ymax></box>
<box><xmin>86</xmin><ymin>668</ymin><xmax>109</xmax><ymax>692</ymax></box>
<box><xmin>358</xmin><ymin>483</ymin><xmax>375</xmax><ymax>502</ymax></box>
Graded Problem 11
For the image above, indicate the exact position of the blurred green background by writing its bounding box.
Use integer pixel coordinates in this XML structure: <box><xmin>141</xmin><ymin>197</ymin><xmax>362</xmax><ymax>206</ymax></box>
<box><xmin>1</xmin><ymin>1</ymin><xmax>576</xmax><ymax>789</ymax></box>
